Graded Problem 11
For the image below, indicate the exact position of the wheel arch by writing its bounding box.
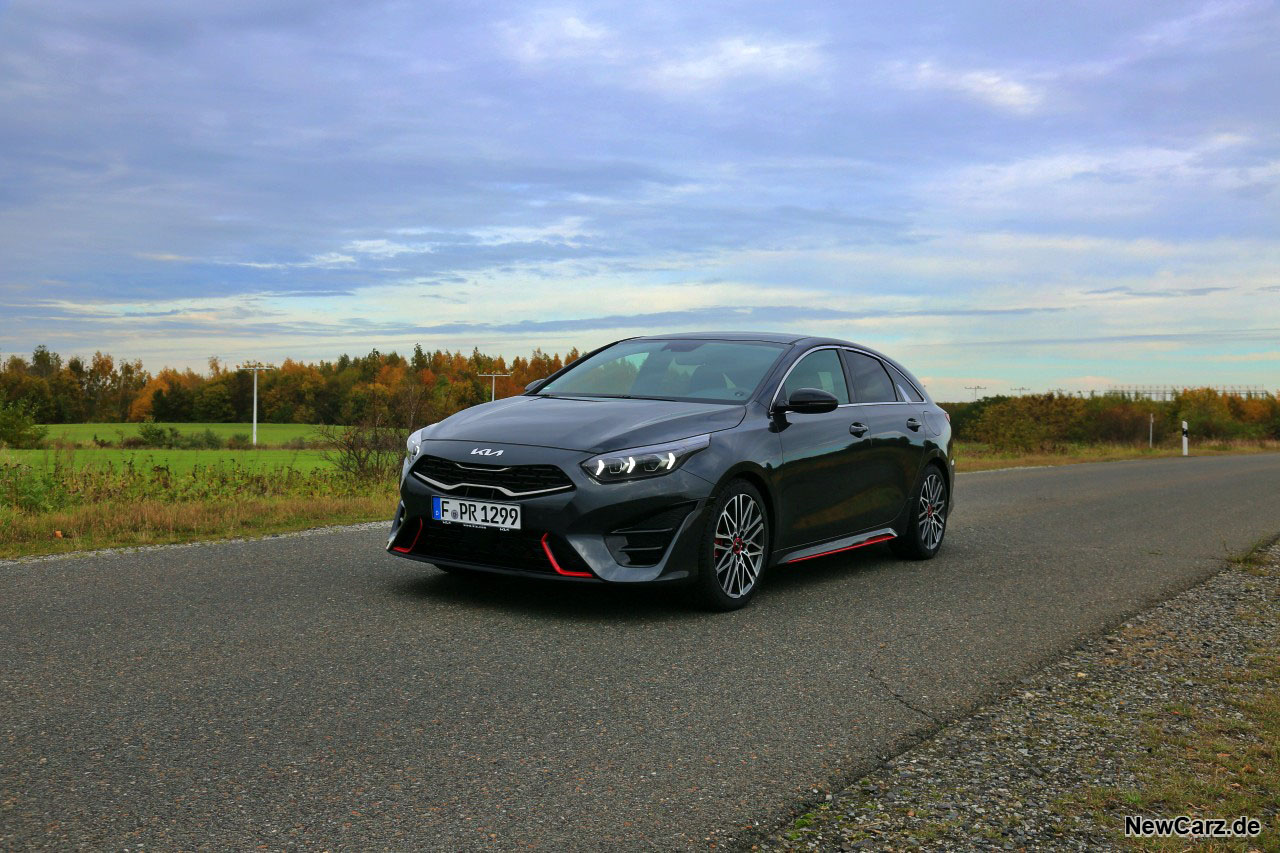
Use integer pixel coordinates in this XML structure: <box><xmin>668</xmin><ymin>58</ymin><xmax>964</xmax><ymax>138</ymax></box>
<box><xmin>707</xmin><ymin>462</ymin><xmax>777</xmax><ymax>555</ymax></box>
<box><xmin>892</xmin><ymin>452</ymin><xmax>952</xmax><ymax>537</ymax></box>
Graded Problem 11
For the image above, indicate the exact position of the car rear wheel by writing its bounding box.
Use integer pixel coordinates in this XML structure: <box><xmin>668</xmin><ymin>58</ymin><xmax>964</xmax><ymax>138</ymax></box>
<box><xmin>892</xmin><ymin>466</ymin><xmax>948</xmax><ymax>560</ymax></box>
<box><xmin>693</xmin><ymin>480</ymin><xmax>769</xmax><ymax>611</ymax></box>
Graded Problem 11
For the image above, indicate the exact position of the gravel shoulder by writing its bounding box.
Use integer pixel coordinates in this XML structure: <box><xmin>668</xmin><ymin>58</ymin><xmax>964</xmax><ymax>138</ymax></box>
<box><xmin>753</xmin><ymin>541</ymin><xmax>1280</xmax><ymax>852</ymax></box>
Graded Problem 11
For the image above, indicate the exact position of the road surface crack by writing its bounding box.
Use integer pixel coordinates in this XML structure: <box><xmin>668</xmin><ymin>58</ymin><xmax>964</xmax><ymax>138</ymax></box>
<box><xmin>868</xmin><ymin>666</ymin><xmax>942</xmax><ymax>725</ymax></box>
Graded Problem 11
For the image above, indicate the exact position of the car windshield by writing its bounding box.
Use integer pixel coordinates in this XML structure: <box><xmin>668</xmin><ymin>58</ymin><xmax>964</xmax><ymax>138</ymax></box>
<box><xmin>537</xmin><ymin>339</ymin><xmax>787</xmax><ymax>403</ymax></box>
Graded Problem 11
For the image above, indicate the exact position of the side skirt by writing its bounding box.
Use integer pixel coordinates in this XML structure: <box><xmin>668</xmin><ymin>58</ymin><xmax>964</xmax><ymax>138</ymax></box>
<box><xmin>773</xmin><ymin>527</ymin><xmax>898</xmax><ymax>565</ymax></box>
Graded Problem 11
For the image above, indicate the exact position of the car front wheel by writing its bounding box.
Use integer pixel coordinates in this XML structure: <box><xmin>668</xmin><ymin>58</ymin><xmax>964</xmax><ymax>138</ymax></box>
<box><xmin>693</xmin><ymin>480</ymin><xmax>769</xmax><ymax>610</ymax></box>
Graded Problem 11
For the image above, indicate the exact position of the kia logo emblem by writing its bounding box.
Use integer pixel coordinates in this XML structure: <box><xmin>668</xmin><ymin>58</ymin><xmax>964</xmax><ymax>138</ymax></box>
<box><xmin>470</xmin><ymin>448</ymin><xmax>504</xmax><ymax>457</ymax></box>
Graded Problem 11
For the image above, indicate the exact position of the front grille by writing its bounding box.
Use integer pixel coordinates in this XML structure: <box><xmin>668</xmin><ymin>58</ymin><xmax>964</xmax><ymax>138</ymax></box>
<box><xmin>412</xmin><ymin>455</ymin><xmax>574</xmax><ymax>499</ymax></box>
<box><xmin>399</xmin><ymin>519</ymin><xmax>593</xmax><ymax>576</ymax></box>
<box><xmin>604</xmin><ymin>502</ymin><xmax>696</xmax><ymax>567</ymax></box>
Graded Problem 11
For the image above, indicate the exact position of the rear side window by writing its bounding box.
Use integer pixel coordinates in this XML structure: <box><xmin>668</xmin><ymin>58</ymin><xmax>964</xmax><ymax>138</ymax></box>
<box><xmin>782</xmin><ymin>349</ymin><xmax>850</xmax><ymax>404</ymax></box>
<box><xmin>885</xmin><ymin>363</ymin><xmax>925</xmax><ymax>402</ymax></box>
<box><xmin>845</xmin><ymin>351</ymin><xmax>898</xmax><ymax>403</ymax></box>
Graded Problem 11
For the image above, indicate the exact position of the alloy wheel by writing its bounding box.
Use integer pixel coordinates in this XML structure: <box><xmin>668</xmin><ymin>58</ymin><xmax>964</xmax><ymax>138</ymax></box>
<box><xmin>918</xmin><ymin>472</ymin><xmax>947</xmax><ymax>550</ymax></box>
<box><xmin>712</xmin><ymin>493</ymin><xmax>765</xmax><ymax>598</ymax></box>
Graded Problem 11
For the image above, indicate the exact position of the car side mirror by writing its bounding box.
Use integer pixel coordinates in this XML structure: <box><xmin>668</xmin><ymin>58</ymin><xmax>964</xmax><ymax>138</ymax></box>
<box><xmin>525</xmin><ymin>378</ymin><xmax>546</xmax><ymax>393</ymax></box>
<box><xmin>781</xmin><ymin>387</ymin><xmax>839</xmax><ymax>414</ymax></box>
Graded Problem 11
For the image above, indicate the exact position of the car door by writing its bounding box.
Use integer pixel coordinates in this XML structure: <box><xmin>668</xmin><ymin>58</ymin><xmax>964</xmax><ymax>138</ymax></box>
<box><xmin>841</xmin><ymin>350</ymin><xmax>923</xmax><ymax>531</ymax></box>
<box><xmin>773</xmin><ymin>348</ymin><xmax>866</xmax><ymax>549</ymax></box>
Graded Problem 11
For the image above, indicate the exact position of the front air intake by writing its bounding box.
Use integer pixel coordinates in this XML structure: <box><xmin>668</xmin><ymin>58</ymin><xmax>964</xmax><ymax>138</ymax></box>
<box><xmin>604</xmin><ymin>502</ymin><xmax>696</xmax><ymax>567</ymax></box>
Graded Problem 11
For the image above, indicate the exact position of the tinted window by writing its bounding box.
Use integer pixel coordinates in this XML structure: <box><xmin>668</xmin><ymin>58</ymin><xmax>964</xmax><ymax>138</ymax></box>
<box><xmin>885</xmin><ymin>363</ymin><xmax>924</xmax><ymax>402</ymax></box>
<box><xmin>782</xmin><ymin>349</ymin><xmax>850</xmax><ymax>404</ymax></box>
<box><xmin>846</xmin><ymin>352</ymin><xmax>897</xmax><ymax>403</ymax></box>
<box><xmin>538</xmin><ymin>339</ymin><xmax>785</xmax><ymax>403</ymax></box>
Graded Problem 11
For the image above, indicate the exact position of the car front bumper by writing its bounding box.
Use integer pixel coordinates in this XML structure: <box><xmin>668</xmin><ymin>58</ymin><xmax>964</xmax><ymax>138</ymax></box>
<box><xmin>385</xmin><ymin>439</ymin><xmax>716</xmax><ymax>583</ymax></box>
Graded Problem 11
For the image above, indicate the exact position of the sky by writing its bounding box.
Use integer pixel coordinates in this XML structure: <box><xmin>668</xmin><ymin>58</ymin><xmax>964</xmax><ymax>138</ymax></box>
<box><xmin>0</xmin><ymin>0</ymin><xmax>1277</xmax><ymax>400</ymax></box>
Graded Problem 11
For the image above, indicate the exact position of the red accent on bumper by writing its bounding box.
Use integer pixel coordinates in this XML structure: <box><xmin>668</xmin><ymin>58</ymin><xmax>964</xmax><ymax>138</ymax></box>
<box><xmin>391</xmin><ymin>517</ymin><xmax>424</xmax><ymax>553</ymax></box>
<box><xmin>541</xmin><ymin>533</ymin><xmax>593</xmax><ymax>578</ymax></box>
<box><xmin>785</xmin><ymin>533</ymin><xmax>896</xmax><ymax>564</ymax></box>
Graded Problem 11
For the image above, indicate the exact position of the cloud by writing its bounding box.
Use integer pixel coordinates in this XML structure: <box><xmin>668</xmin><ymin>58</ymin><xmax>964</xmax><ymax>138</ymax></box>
<box><xmin>0</xmin><ymin>1</ymin><xmax>1276</xmax><ymax>391</ymax></box>
<box><xmin>344</xmin><ymin>239</ymin><xmax>434</xmax><ymax>259</ymax></box>
<box><xmin>889</xmin><ymin>61</ymin><xmax>1044</xmax><ymax>113</ymax></box>
<box><xmin>927</xmin><ymin>134</ymin><xmax>1278</xmax><ymax>222</ymax></box>
<box><xmin>645</xmin><ymin>38</ymin><xmax>822</xmax><ymax>93</ymax></box>
<box><xmin>1082</xmin><ymin>285</ymin><xmax>1233</xmax><ymax>298</ymax></box>
<box><xmin>1137</xmin><ymin>0</ymin><xmax>1264</xmax><ymax>49</ymax></box>
<box><xmin>503</xmin><ymin>13</ymin><xmax>610</xmax><ymax>63</ymax></box>
<box><xmin>1206</xmin><ymin>350</ymin><xmax>1280</xmax><ymax>362</ymax></box>
<box><xmin>931</xmin><ymin>327</ymin><xmax>1280</xmax><ymax>349</ymax></box>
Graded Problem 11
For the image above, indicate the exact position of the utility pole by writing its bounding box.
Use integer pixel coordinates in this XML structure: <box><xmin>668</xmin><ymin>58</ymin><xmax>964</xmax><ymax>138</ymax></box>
<box><xmin>1012</xmin><ymin>386</ymin><xmax>1030</xmax><ymax>395</ymax></box>
<box><xmin>963</xmin><ymin>385</ymin><xmax>987</xmax><ymax>400</ymax></box>
<box><xmin>479</xmin><ymin>372</ymin><xmax>512</xmax><ymax>402</ymax></box>
<box><xmin>237</xmin><ymin>362</ymin><xmax>277</xmax><ymax>446</ymax></box>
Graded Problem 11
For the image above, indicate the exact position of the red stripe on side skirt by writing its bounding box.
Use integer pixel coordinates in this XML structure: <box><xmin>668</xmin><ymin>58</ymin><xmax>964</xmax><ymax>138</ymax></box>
<box><xmin>784</xmin><ymin>533</ymin><xmax>896</xmax><ymax>564</ymax></box>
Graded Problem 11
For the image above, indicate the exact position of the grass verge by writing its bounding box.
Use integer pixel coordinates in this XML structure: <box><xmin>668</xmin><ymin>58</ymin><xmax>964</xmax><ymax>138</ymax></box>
<box><xmin>0</xmin><ymin>493</ymin><xmax>395</xmax><ymax>560</ymax></box>
<box><xmin>1063</xmin><ymin>543</ymin><xmax>1280</xmax><ymax>852</ymax></box>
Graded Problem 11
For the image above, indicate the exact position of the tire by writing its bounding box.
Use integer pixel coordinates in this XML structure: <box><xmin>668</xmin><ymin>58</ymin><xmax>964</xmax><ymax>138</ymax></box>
<box><xmin>891</xmin><ymin>465</ymin><xmax>949</xmax><ymax>560</ymax></box>
<box><xmin>692</xmin><ymin>479</ymin><xmax>770</xmax><ymax>611</ymax></box>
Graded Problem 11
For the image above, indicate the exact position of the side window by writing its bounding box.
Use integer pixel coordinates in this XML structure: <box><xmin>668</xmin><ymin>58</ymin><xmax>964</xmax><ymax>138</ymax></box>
<box><xmin>781</xmin><ymin>350</ymin><xmax>850</xmax><ymax>404</ymax></box>
<box><xmin>845</xmin><ymin>352</ymin><xmax>898</xmax><ymax>403</ymax></box>
<box><xmin>885</xmin><ymin>363</ymin><xmax>925</xmax><ymax>403</ymax></box>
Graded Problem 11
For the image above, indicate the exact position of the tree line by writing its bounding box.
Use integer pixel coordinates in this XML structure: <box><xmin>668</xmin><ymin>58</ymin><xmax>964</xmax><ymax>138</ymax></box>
<box><xmin>3</xmin><ymin>344</ymin><xmax>1276</xmax><ymax>452</ymax></box>
<box><xmin>941</xmin><ymin>389</ymin><xmax>1280</xmax><ymax>451</ymax></box>
<box><xmin>1</xmin><ymin>344</ymin><xmax>579</xmax><ymax>428</ymax></box>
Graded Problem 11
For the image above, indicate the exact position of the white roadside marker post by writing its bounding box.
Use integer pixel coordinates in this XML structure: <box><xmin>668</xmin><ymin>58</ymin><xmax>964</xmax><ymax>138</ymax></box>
<box><xmin>1149</xmin><ymin>413</ymin><xmax>1153</xmax><ymax>449</ymax></box>
<box><xmin>1181</xmin><ymin>420</ymin><xmax>1189</xmax><ymax>457</ymax></box>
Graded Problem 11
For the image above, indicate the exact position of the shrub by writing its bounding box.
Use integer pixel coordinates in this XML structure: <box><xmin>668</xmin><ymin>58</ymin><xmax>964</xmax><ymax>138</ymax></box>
<box><xmin>175</xmin><ymin>428</ymin><xmax>223</xmax><ymax>450</ymax></box>
<box><xmin>0</xmin><ymin>461</ymin><xmax>71</xmax><ymax>513</ymax></box>
<box><xmin>316</xmin><ymin>414</ymin><xmax>404</xmax><ymax>482</ymax></box>
<box><xmin>0</xmin><ymin>400</ymin><xmax>48</xmax><ymax>449</ymax></box>
<box><xmin>136</xmin><ymin>421</ymin><xmax>180</xmax><ymax>448</ymax></box>
<box><xmin>226</xmin><ymin>433</ymin><xmax>252</xmax><ymax>450</ymax></box>
<box><xmin>973</xmin><ymin>393</ymin><xmax>1087</xmax><ymax>452</ymax></box>
<box><xmin>281</xmin><ymin>436</ymin><xmax>311</xmax><ymax>450</ymax></box>
<box><xmin>1175</xmin><ymin>388</ymin><xmax>1253</xmax><ymax>440</ymax></box>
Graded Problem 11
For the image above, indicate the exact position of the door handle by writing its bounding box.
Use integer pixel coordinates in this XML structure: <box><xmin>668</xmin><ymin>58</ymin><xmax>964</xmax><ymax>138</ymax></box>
<box><xmin>906</xmin><ymin>417</ymin><xmax>922</xmax><ymax>431</ymax></box>
<box><xmin>849</xmin><ymin>422</ymin><xmax>869</xmax><ymax>437</ymax></box>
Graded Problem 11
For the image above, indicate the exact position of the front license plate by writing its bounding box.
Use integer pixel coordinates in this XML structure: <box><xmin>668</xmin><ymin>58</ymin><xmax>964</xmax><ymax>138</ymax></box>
<box><xmin>432</xmin><ymin>496</ymin><xmax>521</xmax><ymax>530</ymax></box>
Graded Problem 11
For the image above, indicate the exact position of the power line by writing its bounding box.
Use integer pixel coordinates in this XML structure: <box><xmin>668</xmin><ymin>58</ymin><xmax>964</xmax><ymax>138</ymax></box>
<box><xmin>1107</xmin><ymin>384</ymin><xmax>1270</xmax><ymax>400</ymax></box>
<box><xmin>963</xmin><ymin>385</ymin><xmax>987</xmax><ymax>400</ymax></box>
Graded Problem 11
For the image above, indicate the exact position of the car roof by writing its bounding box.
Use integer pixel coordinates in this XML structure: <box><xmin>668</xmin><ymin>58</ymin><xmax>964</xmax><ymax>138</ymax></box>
<box><xmin>633</xmin><ymin>330</ymin><xmax>871</xmax><ymax>350</ymax></box>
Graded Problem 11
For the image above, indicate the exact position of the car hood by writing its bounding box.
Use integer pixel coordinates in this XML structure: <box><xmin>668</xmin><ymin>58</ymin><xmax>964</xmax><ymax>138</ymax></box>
<box><xmin>423</xmin><ymin>395</ymin><xmax>747</xmax><ymax>453</ymax></box>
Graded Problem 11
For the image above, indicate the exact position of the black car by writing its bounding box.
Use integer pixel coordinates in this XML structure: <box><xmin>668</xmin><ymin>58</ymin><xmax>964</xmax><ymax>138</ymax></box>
<box><xmin>387</xmin><ymin>332</ymin><xmax>953</xmax><ymax>609</ymax></box>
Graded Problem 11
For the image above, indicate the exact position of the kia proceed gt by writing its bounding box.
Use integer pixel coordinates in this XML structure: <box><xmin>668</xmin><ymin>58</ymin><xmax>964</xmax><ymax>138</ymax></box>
<box><xmin>387</xmin><ymin>332</ymin><xmax>953</xmax><ymax>609</ymax></box>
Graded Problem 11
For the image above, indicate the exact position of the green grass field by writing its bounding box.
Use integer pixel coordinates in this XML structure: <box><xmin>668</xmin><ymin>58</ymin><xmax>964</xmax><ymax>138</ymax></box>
<box><xmin>6</xmin><ymin>447</ymin><xmax>335</xmax><ymax>473</ymax></box>
<box><xmin>41</xmin><ymin>422</ymin><xmax>322</xmax><ymax>446</ymax></box>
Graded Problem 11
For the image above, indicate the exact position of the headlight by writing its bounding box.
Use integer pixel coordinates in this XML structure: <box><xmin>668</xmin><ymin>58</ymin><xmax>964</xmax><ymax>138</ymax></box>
<box><xmin>582</xmin><ymin>434</ymin><xmax>710</xmax><ymax>483</ymax></box>
<box><xmin>406</xmin><ymin>425</ymin><xmax>432</xmax><ymax>461</ymax></box>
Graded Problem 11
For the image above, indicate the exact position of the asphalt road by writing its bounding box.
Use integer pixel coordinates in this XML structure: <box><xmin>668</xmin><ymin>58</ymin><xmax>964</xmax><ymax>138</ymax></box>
<box><xmin>3</xmin><ymin>454</ymin><xmax>1279</xmax><ymax>850</ymax></box>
